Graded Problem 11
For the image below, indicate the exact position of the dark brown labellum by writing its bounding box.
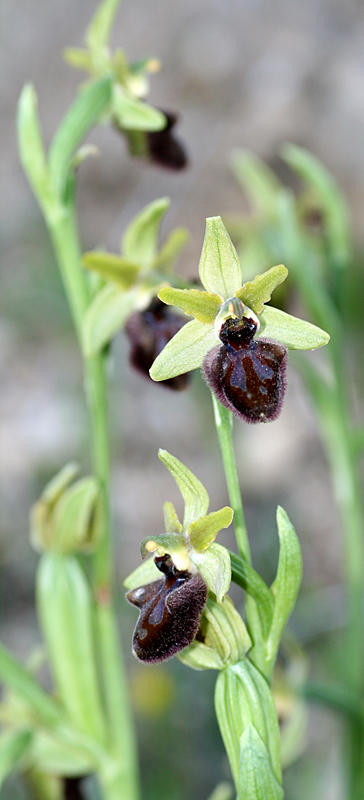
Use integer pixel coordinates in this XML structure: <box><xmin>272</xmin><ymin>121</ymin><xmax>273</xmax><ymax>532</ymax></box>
<box><xmin>126</xmin><ymin>554</ymin><xmax>207</xmax><ymax>663</ymax></box>
<box><xmin>146</xmin><ymin>110</ymin><xmax>188</xmax><ymax>171</ymax></box>
<box><xmin>203</xmin><ymin>316</ymin><xmax>287</xmax><ymax>423</ymax></box>
<box><xmin>125</xmin><ymin>297</ymin><xmax>191</xmax><ymax>390</ymax></box>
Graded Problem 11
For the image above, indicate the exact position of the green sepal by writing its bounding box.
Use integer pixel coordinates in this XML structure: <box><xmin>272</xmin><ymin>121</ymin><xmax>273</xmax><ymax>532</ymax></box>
<box><xmin>236</xmin><ymin>264</ymin><xmax>288</xmax><ymax>315</ymax></box>
<box><xmin>190</xmin><ymin>544</ymin><xmax>231</xmax><ymax>602</ymax></box>
<box><xmin>123</xmin><ymin>556</ymin><xmax>161</xmax><ymax>591</ymax></box>
<box><xmin>112</xmin><ymin>85</ymin><xmax>166</xmax><ymax>131</ymax></box>
<box><xmin>158</xmin><ymin>449</ymin><xmax>209</xmax><ymax>528</ymax></box>
<box><xmin>177</xmin><ymin>640</ymin><xmax>224</xmax><ymax>671</ymax></box>
<box><xmin>36</xmin><ymin>554</ymin><xmax>106</xmax><ymax>742</ymax></box>
<box><xmin>188</xmin><ymin>507</ymin><xmax>233</xmax><ymax>551</ymax></box>
<box><xmin>150</xmin><ymin>318</ymin><xmax>218</xmax><ymax>381</ymax></box>
<box><xmin>214</xmin><ymin>660</ymin><xmax>282</xmax><ymax>790</ymax></box>
<box><xmin>238</xmin><ymin>725</ymin><xmax>284</xmax><ymax>800</ymax></box>
<box><xmin>17</xmin><ymin>85</ymin><xmax>55</xmax><ymax>214</ymax></box>
<box><xmin>82</xmin><ymin>252</ymin><xmax>140</xmax><ymax>287</ymax></box>
<box><xmin>82</xmin><ymin>285</ymin><xmax>140</xmax><ymax>356</ymax></box>
<box><xmin>201</xmin><ymin>597</ymin><xmax>251</xmax><ymax>665</ymax></box>
<box><xmin>266</xmin><ymin>507</ymin><xmax>302</xmax><ymax>674</ymax></box>
<box><xmin>158</xmin><ymin>287</ymin><xmax>222</xmax><ymax>324</ymax></box>
<box><xmin>0</xmin><ymin>730</ymin><xmax>33</xmax><ymax>789</ymax></box>
<box><xmin>48</xmin><ymin>77</ymin><xmax>112</xmax><ymax>200</ymax></box>
<box><xmin>63</xmin><ymin>48</ymin><xmax>94</xmax><ymax>74</ymax></box>
<box><xmin>122</xmin><ymin>197</ymin><xmax>170</xmax><ymax>269</ymax></box>
<box><xmin>258</xmin><ymin>305</ymin><xmax>330</xmax><ymax>350</ymax></box>
<box><xmin>163</xmin><ymin>501</ymin><xmax>182</xmax><ymax>534</ymax></box>
<box><xmin>140</xmin><ymin>533</ymin><xmax>190</xmax><ymax>571</ymax></box>
<box><xmin>152</xmin><ymin>227</ymin><xmax>189</xmax><ymax>273</ymax></box>
<box><xmin>199</xmin><ymin>217</ymin><xmax>242</xmax><ymax>300</ymax></box>
<box><xmin>31</xmin><ymin>474</ymin><xmax>101</xmax><ymax>554</ymax></box>
<box><xmin>229</xmin><ymin>551</ymin><xmax>274</xmax><ymax>640</ymax></box>
<box><xmin>39</xmin><ymin>463</ymin><xmax>79</xmax><ymax>507</ymax></box>
<box><xmin>49</xmin><ymin>476</ymin><xmax>101</xmax><ymax>554</ymax></box>
<box><xmin>85</xmin><ymin>0</ymin><xmax>122</xmax><ymax>56</ymax></box>
<box><xmin>230</xmin><ymin>149</ymin><xmax>280</xmax><ymax>218</ymax></box>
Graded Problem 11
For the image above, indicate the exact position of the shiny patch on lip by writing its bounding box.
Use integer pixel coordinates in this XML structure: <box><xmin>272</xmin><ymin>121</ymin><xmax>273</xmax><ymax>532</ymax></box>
<box><xmin>126</xmin><ymin>554</ymin><xmax>207</xmax><ymax>663</ymax></box>
<box><xmin>203</xmin><ymin>316</ymin><xmax>287</xmax><ymax>424</ymax></box>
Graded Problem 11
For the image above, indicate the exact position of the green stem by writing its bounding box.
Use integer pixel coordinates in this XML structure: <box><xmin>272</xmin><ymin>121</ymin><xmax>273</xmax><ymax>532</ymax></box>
<box><xmin>47</xmin><ymin>202</ymin><xmax>139</xmax><ymax>800</ymax></box>
<box><xmin>211</xmin><ymin>395</ymin><xmax>269</xmax><ymax>675</ymax></box>
<box><xmin>211</xmin><ymin>395</ymin><xmax>250</xmax><ymax>563</ymax></box>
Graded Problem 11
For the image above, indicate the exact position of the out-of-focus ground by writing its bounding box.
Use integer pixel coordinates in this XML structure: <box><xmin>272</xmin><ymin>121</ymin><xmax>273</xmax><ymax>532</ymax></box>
<box><xmin>1</xmin><ymin>1</ymin><xmax>364</xmax><ymax>798</ymax></box>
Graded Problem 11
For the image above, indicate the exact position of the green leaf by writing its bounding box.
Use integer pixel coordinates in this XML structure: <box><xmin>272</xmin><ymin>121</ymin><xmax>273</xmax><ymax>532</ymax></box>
<box><xmin>230</xmin><ymin>149</ymin><xmax>280</xmax><ymax>218</ymax></box>
<box><xmin>199</xmin><ymin>217</ymin><xmax>242</xmax><ymax>299</ymax></box>
<box><xmin>140</xmin><ymin>532</ymin><xmax>189</xmax><ymax>571</ymax></box>
<box><xmin>258</xmin><ymin>305</ymin><xmax>330</xmax><ymax>350</ymax></box>
<box><xmin>63</xmin><ymin>47</ymin><xmax>94</xmax><ymax>73</ymax></box>
<box><xmin>229</xmin><ymin>551</ymin><xmax>274</xmax><ymax>640</ymax></box>
<box><xmin>0</xmin><ymin>643</ymin><xmax>62</xmax><ymax>728</ymax></box>
<box><xmin>266</xmin><ymin>507</ymin><xmax>302</xmax><ymax>673</ymax></box>
<box><xmin>0</xmin><ymin>730</ymin><xmax>33</xmax><ymax>788</ymax></box>
<box><xmin>158</xmin><ymin>287</ymin><xmax>222</xmax><ymax>324</ymax></box>
<box><xmin>85</xmin><ymin>0</ymin><xmax>122</xmax><ymax>55</ymax></box>
<box><xmin>112</xmin><ymin>85</ymin><xmax>166</xmax><ymax>131</ymax></box>
<box><xmin>281</xmin><ymin>143</ymin><xmax>351</xmax><ymax>270</ymax></box>
<box><xmin>82</xmin><ymin>251</ymin><xmax>140</xmax><ymax>287</ymax></box>
<box><xmin>191</xmin><ymin>544</ymin><xmax>231</xmax><ymax>602</ymax></box>
<box><xmin>238</xmin><ymin>725</ymin><xmax>284</xmax><ymax>800</ymax></box>
<box><xmin>122</xmin><ymin>197</ymin><xmax>170</xmax><ymax>269</ymax></box>
<box><xmin>163</xmin><ymin>501</ymin><xmax>182</xmax><ymax>533</ymax></box>
<box><xmin>158</xmin><ymin>449</ymin><xmax>209</xmax><ymax>528</ymax></box>
<box><xmin>17</xmin><ymin>85</ymin><xmax>55</xmax><ymax>214</ymax></box>
<box><xmin>150</xmin><ymin>318</ymin><xmax>218</xmax><ymax>381</ymax></box>
<box><xmin>123</xmin><ymin>556</ymin><xmax>161</xmax><ymax>591</ymax></box>
<box><xmin>36</xmin><ymin>554</ymin><xmax>106</xmax><ymax>741</ymax></box>
<box><xmin>188</xmin><ymin>508</ymin><xmax>233</xmax><ymax>551</ymax></box>
<box><xmin>236</xmin><ymin>264</ymin><xmax>288</xmax><ymax>315</ymax></box>
<box><xmin>31</xmin><ymin>729</ymin><xmax>95</xmax><ymax>777</ymax></box>
<box><xmin>49</xmin><ymin>78</ymin><xmax>112</xmax><ymax>200</ymax></box>
<box><xmin>215</xmin><ymin>661</ymin><xmax>282</xmax><ymax>790</ymax></box>
<box><xmin>153</xmin><ymin>227</ymin><xmax>189</xmax><ymax>273</ymax></box>
<box><xmin>82</xmin><ymin>285</ymin><xmax>139</xmax><ymax>355</ymax></box>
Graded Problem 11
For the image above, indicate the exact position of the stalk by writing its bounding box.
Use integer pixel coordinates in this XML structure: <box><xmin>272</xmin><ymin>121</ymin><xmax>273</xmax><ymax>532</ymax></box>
<box><xmin>46</xmin><ymin>201</ymin><xmax>140</xmax><ymax>800</ymax></box>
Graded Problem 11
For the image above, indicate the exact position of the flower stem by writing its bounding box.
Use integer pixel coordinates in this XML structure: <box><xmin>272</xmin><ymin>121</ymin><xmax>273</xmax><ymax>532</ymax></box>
<box><xmin>211</xmin><ymin>395</ymin><xmax>250</xmax><ymax>563</ymax></box>
<box><xmin>47</xmin><ymin>202</ymin><xmax>139</xmax><ymax>800</ymax></box>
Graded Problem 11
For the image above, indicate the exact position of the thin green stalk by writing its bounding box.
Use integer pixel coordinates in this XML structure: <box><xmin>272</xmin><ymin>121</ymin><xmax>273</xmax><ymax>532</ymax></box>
<box><xmin>211</xmin><ymin>395</ymin><xmax>269</xmax><ymax>675</ymax></box>
<box><xmin>211</xmin><ymin>395</ymin><xmax>250</xmax><ymax>563</ymax></box>
<box><xmin>47</xmin><ymin>202</ymin><xmax>139</xmax><ymax>800</ymax></box>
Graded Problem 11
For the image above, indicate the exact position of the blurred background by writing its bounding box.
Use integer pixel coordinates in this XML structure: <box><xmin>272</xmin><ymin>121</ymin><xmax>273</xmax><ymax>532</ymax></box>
<box><xmin>2</xmin><ymin>0</ymin><xmax>364</xmax><ymax>798</ymax></box>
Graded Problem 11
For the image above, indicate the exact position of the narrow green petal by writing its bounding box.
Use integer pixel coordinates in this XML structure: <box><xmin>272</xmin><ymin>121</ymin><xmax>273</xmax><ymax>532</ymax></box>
<box><xmin>82</xmin><ymin>285</ymin><xmax>138</xmax><ymax>356</ymax></box>
<box><xmin>236</xmin><ymin>265</ymin><xmax>288</xmax><ymax>314</ymax></box>
<box><xmin>158</xmin><ymin>287</ymin><xmax>222</xmax><ymax>323</ymax></box>
<box><xmin>199</xmin><ymin>217</ymin><xmax>242</xmax><ymax>299</ymax></box>
<box><xmin>163</xmin><ymin>501</ymin><xmax>182</xmax><ymax>533</ymax></box>
<box><xmin>258</xmin><ymin>306</ymin><xmax>330</xmax><ymax>350</ymax></box>
<box><xmin>82</xmin><ymin>252</ymin><xmax>140</xmax><ymax>287</ymax></box>
<box><xmin>188</xmin><ymin>508</ymin><xmax>233</xmax><ymax>552</ymax></box>
<box><xmin>112</xmin><ymin>85</ymin><xmax>166</xmax><ymax>131</ymax></box>
<box><xmin>150</xmin><ymin>318</ymin><xmax>218</xmax><ymax>381</ymax></box>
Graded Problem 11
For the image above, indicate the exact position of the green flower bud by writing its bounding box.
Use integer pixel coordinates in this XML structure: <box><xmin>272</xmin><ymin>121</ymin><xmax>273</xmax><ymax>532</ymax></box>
<box><xmin>30</xmin><ymin>464</ymin><xmax>101</xmax><ymax>555</ymax></box>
